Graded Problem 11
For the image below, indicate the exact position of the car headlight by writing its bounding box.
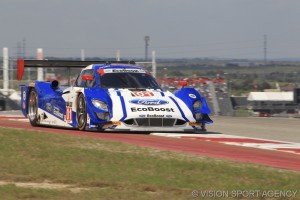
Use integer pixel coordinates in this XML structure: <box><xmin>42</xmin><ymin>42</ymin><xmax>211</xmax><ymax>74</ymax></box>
<box><xmin>92</xmin><ymin>99</ymin><xmax>108</xmax><ymax>111</ymax></box>
<box><xmin>193</xmin><ymin>100</ymin><xmax>202</xmax><ymax>111</ymax></box>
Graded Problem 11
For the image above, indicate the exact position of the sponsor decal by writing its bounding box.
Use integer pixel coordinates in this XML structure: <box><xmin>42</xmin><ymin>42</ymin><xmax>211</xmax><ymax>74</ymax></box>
<box><xmin>53</xmin><ymin>106</ymin><xmax>64</xmax><ymax>118</ymax></box>
<box><xmin>46</xmin><ymin>103</ymin><xmax>52</xmax><ymax>112</ymax></box>
<box><xmin>131</xmin><ymin>107</ymin><xmax>175</xmax><ymax>112</ymax></box>
<box><xmin>131</xmin><ymin>91</ymin><xmax>154</xmax><ymax>97</ymax></box>
<box><xmin>88</xmin><ymin>114</ymin><xmax>92</xmax><ymax>128</ymax></box>
<box><xmin>46</xmin><ymin>120</ymin><xmax>57</xmax><ymax>125</ymax></box>
<box><xmin>147</xmin><ymin>114</ymin><xmax>164</xmax><ymax>118</ymax></box>
<box><xmin>22</xmin><ymin>102</ymin><xmax>26</xmax><ymax>109</ymax></box>
<box><xmin>140</xmin><ymin>114</ymin><xmax>167</xmax><ymax>118</ymax></box>
<box><xmin>112</xmin><ymin>69</ymin><xmax>139</xmax><ymax>73</ymax></box>
<box><xmin>104</xmin><ymin>68</ymin><xmax>145</xmax><ymax>73</ymax></box>
<box><xmin>22</xmin><ymin>91</ymin><xmax>26</xmax><ymax>101</ymax></box>
<box><xmin>87</xmin><ymin>114</ymin><xmax>90</xmax><ymax>125</ymax></box>
<box><xmin>129</xmin><ymin>99</ymin><xmax>169</xmax><ymax>106</ymax></box>
<box><xmin>189</xmin><ymin>94</ymin><xmax>197</xmax><ymax>98</ymax></box>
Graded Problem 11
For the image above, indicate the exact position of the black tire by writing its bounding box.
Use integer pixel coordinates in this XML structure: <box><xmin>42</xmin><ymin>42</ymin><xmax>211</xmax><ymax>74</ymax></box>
<box><xmin>76</xmin><ymin>93</ymin><xmax>87</xmax><ymax>131</ymax></box>
<box><xmin>28</xmin><ymin>89</ymin><xmax>39</xmax><ymax>126</ymax></box>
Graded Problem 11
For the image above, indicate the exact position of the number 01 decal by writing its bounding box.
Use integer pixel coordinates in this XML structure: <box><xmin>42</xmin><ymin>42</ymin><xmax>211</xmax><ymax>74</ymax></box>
<box><xmin>65</xmin><ymin>107</ymin><xmax>72</xmax><ymax>123</ymax></box>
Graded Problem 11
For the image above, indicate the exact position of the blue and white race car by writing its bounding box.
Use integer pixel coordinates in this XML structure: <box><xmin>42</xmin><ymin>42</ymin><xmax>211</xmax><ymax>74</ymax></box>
<box><xmin>18</xmin><ymin>59</ymin><xmax>213</xmax><ymax>132</ymax></box>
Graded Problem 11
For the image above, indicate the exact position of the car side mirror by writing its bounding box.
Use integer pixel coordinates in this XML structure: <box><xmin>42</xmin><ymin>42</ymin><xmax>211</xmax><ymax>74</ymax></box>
<box><xmin>82</xmin><ymin>75</ymin><xmax>94</xmax><ymax>81</ymax></box>
<box><xmin>178</xmin><ymin>81</ymin><xmax>187</xmax><ymax>87</ymax></box>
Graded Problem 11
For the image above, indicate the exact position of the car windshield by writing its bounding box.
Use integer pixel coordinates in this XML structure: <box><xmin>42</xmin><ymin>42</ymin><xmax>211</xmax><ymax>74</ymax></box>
<box><xmin>100</xmin><ymin>73</ymin><xmax>162</xmax><ymax>90</ymax></box>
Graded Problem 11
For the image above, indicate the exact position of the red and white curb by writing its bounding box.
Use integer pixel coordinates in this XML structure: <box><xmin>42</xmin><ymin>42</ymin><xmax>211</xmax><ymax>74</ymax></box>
<box><xmin>150</xmin><ymin>133</ymin><xmax>300</xmax><ymax>154</ymax></box>
<box><xmin>0</xmin><ymin>116</ymin><xmax>26</xmax><ymax>119</ymax></box>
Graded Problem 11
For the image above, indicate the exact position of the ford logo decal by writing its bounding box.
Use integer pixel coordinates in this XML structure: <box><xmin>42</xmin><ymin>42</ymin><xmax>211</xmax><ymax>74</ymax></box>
<box><xmin>129</xmin><ymin>99</ymin><xmax>169</xmax><ymax>106</ymax></box>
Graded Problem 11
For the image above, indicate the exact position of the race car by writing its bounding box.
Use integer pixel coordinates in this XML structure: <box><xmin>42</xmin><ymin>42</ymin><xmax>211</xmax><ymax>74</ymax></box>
<box><xmin>18</xmin><ymin>59</ymin><xmax>213</xmax><ymax>132</ymax></box>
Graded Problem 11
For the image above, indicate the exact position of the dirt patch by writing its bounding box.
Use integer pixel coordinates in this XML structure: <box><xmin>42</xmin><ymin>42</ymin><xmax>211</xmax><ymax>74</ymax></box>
<box><xmin>0</xmin><ymin>180</ymin><xmax>90</xmax><ymax>193</ymax></box>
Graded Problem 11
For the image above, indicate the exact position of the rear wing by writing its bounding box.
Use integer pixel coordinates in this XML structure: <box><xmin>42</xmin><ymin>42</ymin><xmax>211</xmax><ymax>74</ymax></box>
<box><xmin>17</xmin><ymin>59</ymin><xmax>135</xmax><ymax>81</ymax></box>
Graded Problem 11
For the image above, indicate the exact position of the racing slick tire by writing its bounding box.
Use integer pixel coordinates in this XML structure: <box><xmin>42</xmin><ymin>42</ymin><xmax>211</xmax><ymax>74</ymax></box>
<box><xmin>28</xmin><ymin>89</ymin><xmax>39</xmax><ymax>126</ymax></box>
<box><xmin>76</xmin><ymin>93</ymin><xmax>87</xmax><ymax>131</ymax></box>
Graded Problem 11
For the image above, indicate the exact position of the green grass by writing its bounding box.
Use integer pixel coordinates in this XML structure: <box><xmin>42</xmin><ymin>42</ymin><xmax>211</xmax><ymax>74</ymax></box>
<box><xmin>0</xmin><ymin>128</ymin><xmax>299</xmax><ymax>199</ymax></box>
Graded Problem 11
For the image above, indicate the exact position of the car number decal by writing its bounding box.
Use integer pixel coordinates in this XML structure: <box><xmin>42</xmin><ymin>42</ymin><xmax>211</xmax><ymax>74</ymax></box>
<box><xmin>65</xmin><ymin>107</ymin><xmax>72</xmax><ymax>123</ymax></box>
<box><xmin>131</xmin><ymin>91</ymin><xmax>154</xmax><ymax>97</ymax></box>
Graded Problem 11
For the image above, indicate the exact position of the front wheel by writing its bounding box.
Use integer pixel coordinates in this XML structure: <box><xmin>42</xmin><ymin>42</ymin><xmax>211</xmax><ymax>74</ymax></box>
<box><xmin>28</xmin><ymin>89</ymin><xmax>39</xmax><ymax>126</ymax></box>
<box><xmin>76</xmin><ymin>93</ymin><xmax>87</xmax><ymax>131</ymax></box>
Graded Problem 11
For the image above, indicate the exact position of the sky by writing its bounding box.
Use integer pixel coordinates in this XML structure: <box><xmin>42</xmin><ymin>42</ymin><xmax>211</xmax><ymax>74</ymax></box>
<box><xmin>1</xmin><ymin>0</ymin><xmax>300</xmax><ymax>59</ymax></box>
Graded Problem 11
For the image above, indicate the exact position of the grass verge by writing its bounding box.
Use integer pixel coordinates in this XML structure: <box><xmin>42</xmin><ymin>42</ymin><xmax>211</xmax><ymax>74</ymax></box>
<box><xmin>0</xmin><ymin>128</ymin><xmax>299</xmax><ymax>199</ymax></box>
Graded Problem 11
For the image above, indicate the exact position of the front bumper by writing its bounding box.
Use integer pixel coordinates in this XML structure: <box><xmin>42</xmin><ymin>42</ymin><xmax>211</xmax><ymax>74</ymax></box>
<box><xmin>100</xmin><ymin>120</ymin><xmax>203</xmax><ymax>132</ymax></box>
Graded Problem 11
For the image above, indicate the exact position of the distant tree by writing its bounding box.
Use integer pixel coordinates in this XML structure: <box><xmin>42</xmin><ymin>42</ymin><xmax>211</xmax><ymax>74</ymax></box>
<box><xmin>168</xmin><ymin>70</ymin><xmax>184</xmax><ymax>77</ymax></box>
<box><xmin>258</xmin><ymin>81</ymin><xmax>271</xmax><ymax>90</ymax></box>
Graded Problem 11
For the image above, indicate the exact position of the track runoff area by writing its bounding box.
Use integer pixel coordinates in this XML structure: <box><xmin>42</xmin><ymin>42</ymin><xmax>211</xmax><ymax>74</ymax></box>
<box><xmin>151</xmin><ymin>133</ymin><xmax>300</xmax><ymax>155</ymax></box>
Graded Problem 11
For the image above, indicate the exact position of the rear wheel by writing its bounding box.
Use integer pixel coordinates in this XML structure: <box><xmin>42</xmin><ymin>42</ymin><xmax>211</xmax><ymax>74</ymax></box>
<box><xmin>28</xmin><ymin>89</ymin><xmax>39</xmax><ymax>126</ymax></box>
<box><xmin>76</xmin><ymin>93</ymin><xmax>87</xmax><ymax>131</ymax></box>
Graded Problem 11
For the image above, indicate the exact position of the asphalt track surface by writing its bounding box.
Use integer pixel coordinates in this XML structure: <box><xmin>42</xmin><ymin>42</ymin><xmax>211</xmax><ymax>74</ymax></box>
<box><xmin>0</xmin><ymin>114</ymin><xmax>299</xmax><ymax>172</ymax></box>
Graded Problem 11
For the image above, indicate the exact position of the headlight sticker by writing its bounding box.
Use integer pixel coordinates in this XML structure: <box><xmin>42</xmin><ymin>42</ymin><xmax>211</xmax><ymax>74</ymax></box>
<box><xmin>189</xmin><ymin>94</ymin><xmax>197</xmax><ymax>98</ymax></box>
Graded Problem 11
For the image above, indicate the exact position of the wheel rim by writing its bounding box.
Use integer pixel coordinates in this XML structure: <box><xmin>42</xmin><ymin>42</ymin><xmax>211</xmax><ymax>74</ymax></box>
<box><xmin>28</xmin><ymin>91</ymin><xmax>37</xmax><ymax>121</ymax></box>
<box><xmin>77</xmin><ymin>96</ymin><xmax>86</xmax><ymax>128</ymax></box>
